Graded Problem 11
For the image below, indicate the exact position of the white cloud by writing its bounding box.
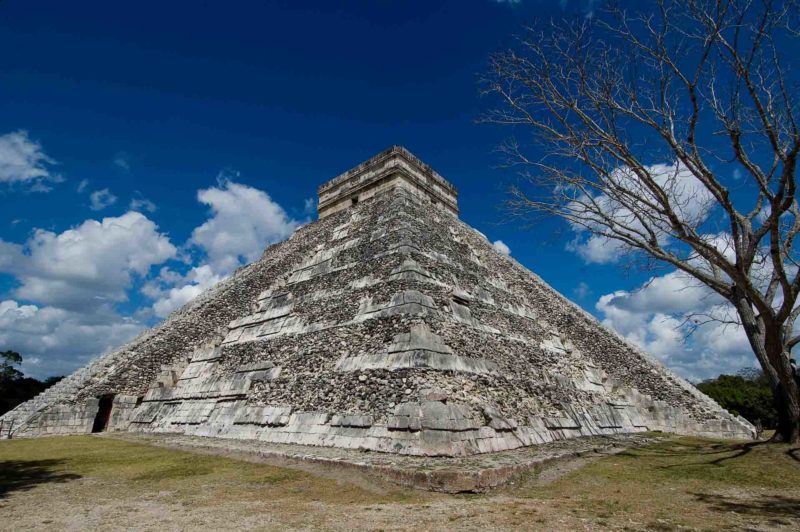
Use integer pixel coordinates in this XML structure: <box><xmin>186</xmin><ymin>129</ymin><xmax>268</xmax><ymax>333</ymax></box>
<box><xmin>0</xmin><ymin>173</ymin><xmax>305</xmax><ymax>377</ymax></box>
<box><xmin>150</xmin><ymin>265</ymin><xmax>223</xmax><ymax>318</ymax></box>
<box><xmin>142</xmin><ymin>179</ymin><xmax>300</xmax><ymax>317</ymax></box>
<box><xmin>492</xmin><ymin>239</ymin><xmax>511</xmax><ymax>255</ymax></box>
<box><xmin>0</xmin><ymin>211</ymin><xmax>176</xmax><ymax>310</ymax></box>
<box><xmin>567</xmin><ymin>234</ymin><xmax>624</xmax><ymax>264</ymax></box>
<box><xmin>89</xmin><ymin>188</ymin><xmax>118</xmax><ymax>211</ymax></box>
<box><xmin>0</xmin><ymin>211</ymin><xmax>176</xmax><ymax>378</ymax></box>
<box><xmin>567</xmin><ymin>161</ymin><xmax>715</xmax><ymax>264</ymax></box>
<box><xmin>603</xmin><ymin>270</ymin><xmax>724</xmax><ymax>315</ymax></box>
<box><xmin>592</xmin><ymin>226</ymin><xmax>796</xmax><ymax>380</ymax></box>
<box><xmin>77</xmin><ymin>178</ymin><xmax>89</xmax><ymax>193</ymax></box>
<box><xmin>0</xmin><ymin>130</ymin><xmax>62</xmax><ymax>191</ymax></box>
<box><xmin>190</xmin><ymin>180</ymin><xmax>300</xmax><ymax>275</ymax></box>
<box><xmin>596</xmin><ymin>269</ymin><xmax>753</xmax><ymax>381</ymax></box>
<box><xmin>129</xmin><ymin>196</ymin><xmax>157</xmax><ymax>213</ymax></box>
<box><xmin>0</xmin><ymin>299</ymin><xmax>143</xmax><ymax>379</ymax></box>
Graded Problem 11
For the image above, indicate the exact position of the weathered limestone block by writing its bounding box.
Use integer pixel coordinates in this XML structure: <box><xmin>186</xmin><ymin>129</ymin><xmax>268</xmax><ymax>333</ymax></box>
<box><xmin>482</xmin><ymin>405</ymin><xmax>518</xmax><ymax>431</ymax></box>
<box><xmin>389</xmin><ymin>257</ymin><xmax>437</xmax><ymax>283</ymax></box>
<box><xmin>330</xmin><ymin>415</ymin><xmax>374</xmax><ymax>428</ymax></box>
<box><xmin>233</xmin><ymin>405</ymin><xmax>292</xmax><ymax>426</ymax></box>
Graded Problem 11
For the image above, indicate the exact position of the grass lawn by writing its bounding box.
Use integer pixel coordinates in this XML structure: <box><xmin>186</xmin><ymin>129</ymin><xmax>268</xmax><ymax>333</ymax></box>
<box><xmin>0</xmin><ymin>434</ymin><xmax>798</xmax><ymax>530</ymax></box>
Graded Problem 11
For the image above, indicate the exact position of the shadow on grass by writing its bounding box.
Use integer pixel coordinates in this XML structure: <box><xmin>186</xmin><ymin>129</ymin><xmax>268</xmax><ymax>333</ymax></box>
<box><xmin>704</xmin><ymin>441</ymin><xmax>766</xmax><ymax>466</ymax></box>
<box><xmin>617</xmin><ymin>440</ymin><xmax>771</xmax><ymax>469</ymax></box>
<box><xmin>694</xmin><ymin>492</ymin><xmax>800</xmax><ymax>522</ymax></box>
<box><xmin>787</xmin><ymin>448</ymin><xmax>800</xmax><ymax>463</ymax></box>
<box><xmin>0</xmin><ymin>460</ymin><xmax>81</xmax><ymax>499</ymax></box>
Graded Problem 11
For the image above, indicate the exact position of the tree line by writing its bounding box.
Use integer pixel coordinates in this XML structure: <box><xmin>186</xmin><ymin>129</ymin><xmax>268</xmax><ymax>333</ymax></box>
<box><xmin>696</xmin><ymin>369</ymin><xmax>777</xmax><ymax>431</ymax></box>
<box><xmin>1</xmin><ymin>350</ymin><xmax>63</xmax><ymax>417</ymax></box>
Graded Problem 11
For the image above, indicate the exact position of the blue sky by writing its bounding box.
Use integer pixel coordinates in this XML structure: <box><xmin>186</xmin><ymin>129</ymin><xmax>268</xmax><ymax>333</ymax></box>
<box><xmin>0</xmin><ymin>0</ymin><xmax>760</xmax><ymax>381</ymax></box>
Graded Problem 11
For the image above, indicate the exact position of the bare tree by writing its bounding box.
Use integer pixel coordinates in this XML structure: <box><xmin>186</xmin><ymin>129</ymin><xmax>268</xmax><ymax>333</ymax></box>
<box><xmin>482</xmin><ymin>0</ymin><xmax>800</xmax><ymax>442</ymax></box>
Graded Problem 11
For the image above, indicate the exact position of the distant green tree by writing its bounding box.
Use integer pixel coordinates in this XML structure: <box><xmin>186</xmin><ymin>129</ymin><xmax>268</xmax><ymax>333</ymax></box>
<box><xmin>697</xmin><ymin>370</ymin><xmax>777</xmax><ymax>429</ymax></box>
<box><xmin>0</xmin><ymin>350</ymin><xmax>63</xmax><ymax>416</ymax></box>
<box><xmin>1</xmin><ymin>350</ymin><xmax>23</xmax><ymax>383</ymax></box>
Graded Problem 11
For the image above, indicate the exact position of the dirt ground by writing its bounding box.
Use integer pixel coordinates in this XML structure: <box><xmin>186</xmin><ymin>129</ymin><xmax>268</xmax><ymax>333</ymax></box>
<box><xmin>1</xmin><ymin>434</ymin><xmax>799</xmax><ymax>531</ymax></box>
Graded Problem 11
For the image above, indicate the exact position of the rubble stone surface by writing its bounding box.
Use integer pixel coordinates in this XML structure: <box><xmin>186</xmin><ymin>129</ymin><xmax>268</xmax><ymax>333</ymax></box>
<box><xmin>0</xmin><ymin>146</ymin><xmax>754</xmax><ymax>456</ymax></box>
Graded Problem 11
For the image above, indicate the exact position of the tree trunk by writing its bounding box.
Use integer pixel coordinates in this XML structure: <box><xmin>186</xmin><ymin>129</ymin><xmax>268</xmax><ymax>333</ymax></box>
<box><xmin>769</xmin><ymin>353</ymin><xmax>800</xmax><ymax>443</ymax></box>
<box><xmin>732</xmin><ymin>290</ymin><xmax>800</xmax><ymax>443</ymax></box>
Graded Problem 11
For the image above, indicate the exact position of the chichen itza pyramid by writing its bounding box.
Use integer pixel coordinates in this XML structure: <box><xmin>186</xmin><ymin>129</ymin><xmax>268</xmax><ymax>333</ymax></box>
<box><xmin>0</xmin><ymin>146</ymin><xmax>754</xmax><ymax>455</ymax></box>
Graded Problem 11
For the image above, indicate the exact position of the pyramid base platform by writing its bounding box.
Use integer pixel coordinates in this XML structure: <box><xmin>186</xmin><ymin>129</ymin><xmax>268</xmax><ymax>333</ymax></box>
<box><xmin>104</xmin><ymin>431</ymin><xmax>663</xmax><ymax>492</ymax></box>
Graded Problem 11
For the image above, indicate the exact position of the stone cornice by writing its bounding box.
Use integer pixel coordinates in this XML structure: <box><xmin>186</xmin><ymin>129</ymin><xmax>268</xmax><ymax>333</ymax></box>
<box><xmin>317</xmin><ymin>146</ymin><xmax>459</xmax><ymax>218</ymax></box>
<box><xmin>319</xmin><ymin>146</ymin><xmax>457</xmax><ymax>195</ymax></box>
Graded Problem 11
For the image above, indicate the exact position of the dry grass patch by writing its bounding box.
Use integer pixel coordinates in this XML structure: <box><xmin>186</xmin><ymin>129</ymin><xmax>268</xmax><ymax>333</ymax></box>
<box><xmin>502</xmin><ymin>436</ymin><xmax>800</xmax><ymax>530</ymax></box>
<box><xmin>0</xmin><ymin>435</ymin><xmax>424</xmax><ymax>530</ymax></box>
<box><xmin>1</xmin><ymin>434</ymin><xmax>799</xmax><ymax>531</ymax></box>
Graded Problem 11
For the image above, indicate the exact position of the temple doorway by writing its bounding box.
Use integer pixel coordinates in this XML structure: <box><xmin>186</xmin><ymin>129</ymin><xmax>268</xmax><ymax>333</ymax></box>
<box><xmin>91</xmin><ymin>395</ymin><xmax>115</xmax><ymax>433</ymax></box>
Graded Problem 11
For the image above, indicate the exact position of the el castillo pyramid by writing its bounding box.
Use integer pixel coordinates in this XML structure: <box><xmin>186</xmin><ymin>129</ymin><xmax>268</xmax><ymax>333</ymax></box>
<box><xmin>0</xmin><ymin>146</ymin><xmax>754</xmax><ymax>455</ymax></box>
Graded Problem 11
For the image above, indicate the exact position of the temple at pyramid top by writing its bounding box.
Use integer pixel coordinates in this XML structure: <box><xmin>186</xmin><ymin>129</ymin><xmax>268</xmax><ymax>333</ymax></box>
<box><xmin>317</xmin><ymin>145</ymin><xmax>459</xmax><ymax>219</ymax></box>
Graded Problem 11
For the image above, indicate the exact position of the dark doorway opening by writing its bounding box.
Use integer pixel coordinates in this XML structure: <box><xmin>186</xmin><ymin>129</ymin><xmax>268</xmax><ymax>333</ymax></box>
<box><xmin>91</xmin><ymin>395</ymin><xmax>115</xmax><ymax>433</ymax></box>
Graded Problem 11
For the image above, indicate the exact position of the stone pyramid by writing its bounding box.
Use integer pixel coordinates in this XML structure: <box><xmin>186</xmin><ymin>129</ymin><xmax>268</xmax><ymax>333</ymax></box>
<box><xmin>0</xmin><ymin>146</ymin><xmax>754</xmax><ymax>455</ymax></box>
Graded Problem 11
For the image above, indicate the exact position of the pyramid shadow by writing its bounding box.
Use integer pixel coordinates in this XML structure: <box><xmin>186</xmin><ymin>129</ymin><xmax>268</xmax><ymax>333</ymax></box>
<box><xmin>0</xmin><ymin>459</ymin><xmax>81</xmax><ymax>499</ymax></box>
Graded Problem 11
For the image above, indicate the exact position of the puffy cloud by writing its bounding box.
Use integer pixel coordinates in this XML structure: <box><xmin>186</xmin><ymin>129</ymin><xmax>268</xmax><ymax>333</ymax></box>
<box><xmin>0</xmin><ymin>171</ymin><xmax>306</xmax><ymax>377</ymax></box>
<box><xmin>492</xmin><ymin>240</ymin><xmax>511</xmax><ymax>255</ymax></box>
<box><xmin>0</xmin><ymin>299</ymin><xmax>143</xmax><ymax>379</ymax></box>
<box><xmin>149</xmin><ymin>265</ymin><xmax>223</xmax><ymax>318</ymax></box>
<box><xmin>0</xmin><ymin>240</ymin><xmax>23</xmax><ymax>271</ymax></box>
<box><xmin>568</xmin><ymin>161</ymin><xmax>715</xmax><ymax>264</ymax></box>
<box><xmin>0</xmin><ymin>211</ymin><xmax>175</xmax><ymax>378</ymax></box>
<box><xmin>0</xmin><ymin>211</ymin><xmax>176</xmax><ymax>310</ymax></box>
<box><xmin>0</xmin><ymin>173</ymin><xmax>304</xmax><ymax>377</ymax></box>
<box><xmin>596</xmin><ymin>269</ymin><xmax>753</xmax><ymax>381</ymax></box>
<box><xmin>592</xmin><ymin>225</ymin><xmax>794</xmax><ymax>380</ymax></box>
<box><xmin>89</xmin><ymin>188</ymin><xmax>118</xmax><ymax>211</ymax></box>
<box><xmin>142</xmin><ymin>179</ymin><xmax>300</xmax><ymax>317</ymax></box>
<box><xmin>190</xmin><ymin>180</ymin><xmax>300</xmax><ymax>275</ymax></box>
<box><xmin>0</xmin><ymin>130</ymin><xmax>62</xmax><ymax>191</ymax></box>
<box><xmin>567</xmin><ymin>234</ymin><xmax>623</xmax><ymax>264</ymax></box>
<box><xmin>603</xmin><ymin>270</ymin><xmax>724</xmax><ymax>315</ymax></box>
